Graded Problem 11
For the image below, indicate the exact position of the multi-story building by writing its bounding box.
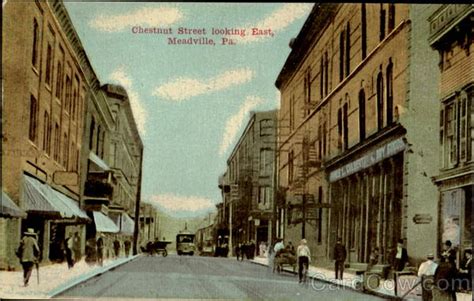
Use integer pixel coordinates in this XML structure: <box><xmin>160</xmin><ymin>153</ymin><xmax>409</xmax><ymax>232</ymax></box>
<box><xmin>139</xmin><ymin>202</ymin><xmax>160</xmax><ymax>246</ymax></box>
<box><xmin>276</xmin><ymin>3</ymin><xmax>441</xmax><ymax>264</ymax></box>
<box><xmin>429</xmin><ymin>4</ymin><xmax>473</xmax><ymax>261</ymax></box>
<box><xmin>103</xmin><ymin>84</ymin><xmax>144</xmax><ymax>253</ymax></box>
<box><xmin>2</xmin><ymin>0</ymin><xmax>90</xmax><ymax>269</ymax></box>
<box><xmin>220</xmin><ymin>110</ymin><xmax>278</xmax><ymax>251</ymax></box>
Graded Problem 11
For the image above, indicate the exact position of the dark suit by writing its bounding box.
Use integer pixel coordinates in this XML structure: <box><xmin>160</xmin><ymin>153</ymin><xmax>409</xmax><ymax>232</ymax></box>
<box><xmin>393</xmin><ymin>247</ymin><xmax>408</xmax><ymax>271</ymax></box>
<box><xmin>334</xmin><ymin>242</ymin><xmax>347</xmax><ymax>279</ymax></box>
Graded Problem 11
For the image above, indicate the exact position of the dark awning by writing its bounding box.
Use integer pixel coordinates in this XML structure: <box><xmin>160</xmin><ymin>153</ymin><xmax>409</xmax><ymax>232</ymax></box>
<box><xmin>22</xmin><ymin>174</ymin><xmax>89</xmax><ymax>221</ymax></box>
<box><xmin>93</xmin><ymin>211</ymin><xmax>119</xmax><ymax>233</ymax></box>
<box><xmin>1</xmin><ymin>189</ymin><xmax>27</xmax><ymax>218</ymax></box>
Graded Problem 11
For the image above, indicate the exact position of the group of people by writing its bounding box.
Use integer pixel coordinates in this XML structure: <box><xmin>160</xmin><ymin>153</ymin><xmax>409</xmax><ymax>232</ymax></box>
<box><xmin>417</xmin><ymin>240</ymin><xmax>472</xmax><ymax>301</ymax></box>
<box><xmin>268</xmin><ymin>238</ymin><xmax>311</xmax><ymax>283</ymax></box>
<box><xmin>235</xmin><ymin>240</ymin><xmax>256</xmax><ymax>260</ymax></box>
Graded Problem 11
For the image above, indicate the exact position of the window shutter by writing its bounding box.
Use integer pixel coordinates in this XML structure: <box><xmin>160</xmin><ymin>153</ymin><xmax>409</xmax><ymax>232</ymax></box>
<box><xmin>451</xmin><ymin>100</ymin><xmax>458</xmax><ymax>166</ymax></box>
<box><xmin>440</xmin><ymin>108</ymin><xmax>444</xmax><ymax>168</ymax></box>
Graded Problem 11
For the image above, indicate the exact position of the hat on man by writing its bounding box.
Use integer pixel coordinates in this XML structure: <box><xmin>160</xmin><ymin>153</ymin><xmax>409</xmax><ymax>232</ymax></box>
<box><xmin>24</xmin><ymin>228</ymin><xmax>36</xmax><ymax>236</ymax></box>
<box><xmin>427</xmin><ymin>253</ymin><xmax>434</xmax><ymax>259</ymax></box>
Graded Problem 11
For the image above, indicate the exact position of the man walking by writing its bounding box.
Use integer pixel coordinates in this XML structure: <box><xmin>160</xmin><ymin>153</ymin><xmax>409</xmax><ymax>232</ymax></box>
<box><xmin>297</xmin><ymin>239</ymin><xmax>311</xmax><ymax>283</ymax></box>
<box><xmin>333</xmin><ymin>238</ymin><xmax>347</xmax><ymax>280</ymax></box>
<box><xmin>418</xmin><ymin>253</ymin><xmax>438</xmax><ymax>301</ymax></box>
<box><xmin>65</xmin><ymin>233</ymin><xmax>74</xmax><ymax>269</ymax></box>
<box><xmin>17</xmin><ymin>228</ymin><xmax>40</xmax><ymax>287</ymax></box>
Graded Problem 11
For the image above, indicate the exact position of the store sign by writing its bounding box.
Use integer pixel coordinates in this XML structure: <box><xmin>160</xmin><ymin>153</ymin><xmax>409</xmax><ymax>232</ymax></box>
<box><xmin>413</xmin><ymin>214</ymin><xmax>433</xmax><ymax>224</ymax></box>
<box><xmin>329</xmin><ymin>137</ymin><xmax>405</xmax><ymax>182</ymax></box>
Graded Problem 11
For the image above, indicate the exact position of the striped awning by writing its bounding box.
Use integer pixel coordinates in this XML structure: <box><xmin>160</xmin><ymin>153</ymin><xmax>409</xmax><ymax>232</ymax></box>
<box><xmin>22</xmin><ymin>174</ymin><xmax>89</xmax><ymax>221</ymax></box>
<box><xmin>1</xmin><ymin>189</ymin><xmax>27</xmax><ymax>218</ymax></box>
<box><xmin>93</xmin><ymin>211</ymin><xmax>119</xmax><ymax>233</ymax></box>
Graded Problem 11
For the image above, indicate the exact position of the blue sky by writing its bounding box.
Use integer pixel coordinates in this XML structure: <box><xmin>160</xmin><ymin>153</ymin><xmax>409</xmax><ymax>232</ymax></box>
<box><xmin>64</xmin><ymin>2</ymin><xmax>313</xmax><ymax>217</ymax></box>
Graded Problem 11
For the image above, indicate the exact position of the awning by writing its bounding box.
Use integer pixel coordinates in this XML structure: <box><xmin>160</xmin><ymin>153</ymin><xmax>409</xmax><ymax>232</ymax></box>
<box><xmin>93</xmin><ymin>211</ymin><xmax>119</xmax><ymax>233</ymax></box>
<box><xmin>1</xmin><ymin>189</ymin><xmax>27</xmax><ymax>218</ymax></box>
<box><xmin>89</xmin><ymin>152</ymin><xmax>110</xmax><ymax>171</ymax></box>
<box><xmin>118</xmin><ymin>213</ymin><xmax>135</xmax><ymax>236</ymax></box>
<box><xmin>23</xmin><ymin>174</ymin><xmax>89</xmax><ymax>221</ymax></box>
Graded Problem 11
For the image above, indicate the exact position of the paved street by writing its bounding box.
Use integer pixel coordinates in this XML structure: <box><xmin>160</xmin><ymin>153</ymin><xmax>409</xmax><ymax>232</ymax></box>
<box><xmin>57</xmin><ymin>255</ymin><xmax>387</xmax><ymax>300</ymax></box>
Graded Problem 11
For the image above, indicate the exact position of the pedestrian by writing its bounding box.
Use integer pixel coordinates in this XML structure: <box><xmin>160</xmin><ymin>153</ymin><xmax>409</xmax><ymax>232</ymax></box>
<box><xmin>268</xmin><ymin>240</ymin><xmax>275</xmax><ymax>272</ymax></box>
<box><xmin>85</xmin><ymin>238</ymin><xmax>96</xmax><ymax>266</ymax></box>
<box><xmin>16</xmin><ymin>228</ymin><xmax>40</xmax><ymax>287</ymax></box>
<box><xmin>457</xmin><ymin>249</ymin><xmax>472</xmax><ymax>291</ymax></box>
<box><xmin>441</xmin><ymin>240</ymin><xmax>457</xmax><ymax>268</ymax></box>
<box><xmin>249</xmin><ymin>240</ymin><xmax>256</xmax><ymax>259</ymax></box>
<box><xmin>96</xmin><ymin>236</ymin><xmax>104</xmax><ymax>266</ymax></box>
<box><xmin>124</xmin><ymin>240</ymin><xmax>131</xmax><ymax>257</ymax></box>
<box><xmin>72</xmin><ymin>232</ymin><xmax>81</xmax><ymax>263</ymax></box>
<box><xmin>333</xmin><ymin>237</ymin><xmax>347</xmax><ymax>280</ymax></box>
<box><xmin>418</xmin><ymin>253</ymin><xmax>438</xmax><ymax>301</ymax></box>
<box><xmin>393</xmin><ymin>239</ymin><xmax>408</xmax><ymax>272</ymax></box>
<box><xmin>433</xmin><ymin>256</ymin><xmax>457</xmax><ymax>301</ymax></box>
<box><xmin>113</xmin><ymin>239</ymin><xmax>121</xmax><ymax>258</ymax></box>
<box><xmin>259</xmin><ymin>241</ymin><xmax>265</xmax><ymax>257</ymax></box>
<box><xmin>65</xmin><ymin>233</ymin><xmax>74</xmax><ymax>269</ymax></box>
<box><xmin>235</xmin><ymin>243</ymin><xmax>242</xmax><ymax>261</ymax></box>
<box><xmin>297</xmin><ymin>238</ymin><xmax>311</xmax><ymax>283</ymax></box>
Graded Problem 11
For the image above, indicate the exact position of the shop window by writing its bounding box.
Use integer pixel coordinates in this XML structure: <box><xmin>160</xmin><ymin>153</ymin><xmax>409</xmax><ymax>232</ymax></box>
<box><xmin>29</xmin><ymin>95</ymin><xmax>38</xmax><ymax>143</ymax></box>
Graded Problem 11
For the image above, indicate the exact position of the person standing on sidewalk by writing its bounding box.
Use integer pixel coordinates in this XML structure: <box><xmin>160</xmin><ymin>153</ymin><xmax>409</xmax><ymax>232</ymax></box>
<box><xmin>65</xmin><ymin>233</ymin><xmax>75</xmax><ymax>269</ymax></box>
<box><xmin>72</xmin><ymin>232</ymin><xmax>81</xmax><ymax>263</ymax></box>
<box><xmin>418</xmin><ymin>253</ymin><xmax>438</xmax><ymax>301</ymax></box>
<box><xmin>393</xmin><ymin>239</ymin><xmax>409</xmax><ymax>272</ymax></box>
<box><xmin>124</xmin><ymin>240</ymin><xmax>131</xmax><ymax>257</ymax></box>
<box><xmin>17</xmin><ymin>228</ymin><xmax>40</xmax><ymax>287</ymax></box>
<box><xmin>96</xmin><ymin>236</ymin><xmax>104</xmax><ymax>266</ymax></box>
<box><xmin>333</xmin><ymin>238</ymin><xmax>347</xmax><ymax>280</ymax></box>
<box><xmin>297</xmin><ymin>239</ymin><xmax>311</xmax><ymax>283</ymax></box>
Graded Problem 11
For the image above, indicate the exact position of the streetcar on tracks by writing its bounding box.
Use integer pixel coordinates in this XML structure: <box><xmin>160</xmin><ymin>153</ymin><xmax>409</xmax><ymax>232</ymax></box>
<box><xmin>176</xmin><ymin>230</ymin><xmax>196</xmax><ymax>256</ymax></box>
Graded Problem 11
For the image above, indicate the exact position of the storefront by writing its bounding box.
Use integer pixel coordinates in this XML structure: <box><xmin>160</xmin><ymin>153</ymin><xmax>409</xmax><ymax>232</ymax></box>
<box><xmin>327</xmin><ymin>136</ymin><xmax>406</xmax><ymax>264</ymax></box>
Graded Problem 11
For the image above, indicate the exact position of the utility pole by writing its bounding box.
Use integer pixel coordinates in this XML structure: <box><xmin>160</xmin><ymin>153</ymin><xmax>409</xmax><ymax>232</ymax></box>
<box><xmin>132</xmin><ymin>147</ymin><xmax>144</xmax><ymax>255</ymax></box>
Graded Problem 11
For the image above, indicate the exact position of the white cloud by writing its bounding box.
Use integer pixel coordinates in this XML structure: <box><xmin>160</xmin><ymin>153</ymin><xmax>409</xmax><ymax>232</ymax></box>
<box><xmin>108</xmin><ymin>66</ymin><xmax>147</xmax><ymax>135</ymax></box>
<box><xmin>90</xmin><ymin>6</ymin><xmax>183</xmax><ymax>33</ymax></box>
<box><xmin>219</xmin><ymin>96</ymin><xmax>264</xmax><ymax>156</ymax></box>
<box><xmin>239</xmin><ymin>3</ymin><xmax>313</xmax><ymax>44</ymax></box>
<box><xmin>147</xmin><ymin>194</ymin><xmax>216</xmax><ymax>216</ymax></box>
<box><xmin>152</xmin><ymin>68</ymin><xmax>254</xmax><ymax>102</ymax></box>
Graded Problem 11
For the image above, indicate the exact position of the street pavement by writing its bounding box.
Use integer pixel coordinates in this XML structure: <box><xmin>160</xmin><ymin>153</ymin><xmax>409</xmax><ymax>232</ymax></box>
<box><xmin>57</xmin><ymin>254</ymin><xmax>387</xmax><ymax>300</ymax></box>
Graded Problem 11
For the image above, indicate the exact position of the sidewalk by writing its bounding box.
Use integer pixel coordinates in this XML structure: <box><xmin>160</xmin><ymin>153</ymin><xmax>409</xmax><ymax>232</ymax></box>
<box><xmin>251</xmin><ymin>256</ymin><xmax>472</xmax><ymax>301</ymax></box>
<box><xmin>0</xmin><ymin>255</ymin><xmax>139</xmax><ymax>299</ymax></box>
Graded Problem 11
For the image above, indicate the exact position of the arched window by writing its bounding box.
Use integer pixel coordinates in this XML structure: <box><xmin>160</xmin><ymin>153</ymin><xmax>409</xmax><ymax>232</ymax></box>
<box><xmin>63</xmin><ymin>133</ymin><xmax>69</xmax><ymax>168</ymax></box>
<box><xmin>388</xmin><ymin>4</ymin><xmax>395</xmax><ymax>32</ymax></box>
<box><xmin>386</xmin><ymin>59</ymin><xmax>394</xmax><ymax>124</ymax></box>
<box><xmin>43</xmin><ymin>111</ymin><xmax>51</xmax><ymax>154</ymax></box>
<box><xmin>359</xmin><ymin>89</ymin><xmax>366</xmax><ymax>141</ymax></box>
<box><xmin>380</xmin><ymin>4</ymin><xmax>386</xmax><ymax>41</ymax></box>
<box><xmin>377</xmin><ymin>72</ymin><xmax>384</xmax><ymax>129</ymax></box>
<box><xmin>32</xmin><ymin>19</ymin><xmax>39</xmax><ymax>67</ymax></box>
<box><xmin>29</xmin><ymin>96</ymin><xmax>38</xmax><ymax>143</ymax></box>
<box><xmin>345</xmin><ymin>22</ymin><xmax>351</xmax><ymax>77</ymax></box>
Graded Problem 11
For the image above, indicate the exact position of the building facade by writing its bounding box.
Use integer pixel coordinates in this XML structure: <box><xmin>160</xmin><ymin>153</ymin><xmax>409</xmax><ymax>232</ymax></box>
<box><xmin>429</xmin><ymin>4</ymin><xmax>473</xmax><ymax>262</ymax></box>
<box><xmin>220</xmin><ymin>110</ymin><xmax>278</xmax><ymax>252</ymax></box>
<box><xmin>2</xmin><ymin>0</ymin><xmax>90</xmax><ymax>269</ymax></box>
<box><xmin>276</xmin><ymin>3</ymin><xmax>441</xmax><ymax>264</ymax></box>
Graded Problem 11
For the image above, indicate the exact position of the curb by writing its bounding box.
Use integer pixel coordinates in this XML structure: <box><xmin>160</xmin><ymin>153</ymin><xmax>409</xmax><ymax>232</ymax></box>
<box><xmin>47</xmin><ymin>254</ymin><xmax>141</xmax><ymax>298</ymax></box>
<box><xmin>249</xmin><ymin>259</ymin><xmax>400</xmax><ymax>300</ymax></box>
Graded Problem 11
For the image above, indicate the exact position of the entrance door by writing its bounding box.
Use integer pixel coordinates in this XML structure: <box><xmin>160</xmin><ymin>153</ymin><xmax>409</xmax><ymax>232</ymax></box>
<box><xmin>49</xmin><ymin>223</ymin><xmax>65</xmax><ymax>262</ymax></box>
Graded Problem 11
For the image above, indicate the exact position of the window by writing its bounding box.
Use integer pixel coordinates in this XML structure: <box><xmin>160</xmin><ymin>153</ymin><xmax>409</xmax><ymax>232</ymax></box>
<box><xmin>259</xmin><ymin>148</ymin><xmax>272</xmax><ymax>176</ymax></box>
<box><xmin>380</xmin><ymin>4</ymin><xmax>386</xmax><ymax>41</ymax></box>
<box><xmin>54</xmin><ymin>122</ymin><xmax>60</xmax><ymax>161</ymax></box>
<box><xmin>304</xmin><ymin>68</ymin><xmax>312</xmax><ymax>115</ymax></box>
<box><xmin>388</xmin><ymin>4</ymin><xmax>395</xmax><ymax>32</ymax></box>
<box><xmin>345</xmin><ymin>22</ymin><xmax>351</xmax><ymax>77</ymax></box>
<box><xmin>339</xmin><ymin>31</ymin><xmax>345</xmax><ymax>82</ymax></box>
<box><xmin>343</xmin><ymin>103</ymin><xmax>349</xmax><ymax>150</ymax></box>
<box><xmin>359</xmin><ymin>89</ymin><xmax>366</xmax><ymax>141</ymax></box>
<box><xmin>32</xmin><ymin>19</ymin><xmax>39</xmax><ymax>67</ymax></box>
<box><xmin>55</xmin><ymin>62</ymin><xmax>62</xmax><ymax>99</ymax></box>
<box><xmin>89</xmin><ymin>117</ymin><xmax>95</xmax><ymax>150</ymax></box>
<box><xmin>100</xmin><ymin>131</ymin><xmax>105</xmax><ymax>159</ymax></box>
<box><xmin>289</xmin><ymin>95</ymin><xmax>295</xmax><ymax>132</ymax></box>
<box><xmin>29</xmin><ymin>96</ymin><xmax>38</xmax><ymax>143</ymax></box>
<box><xmin>43</xmin><ymin>111</ymin><xmax>51</xmax><ymax>154</ymax></box>
<box><xmin>377</xmin><ymin>71</ymin><xmax>384</xmax><ymax>129</ymax></box>
<box><xmin>324</xmin><ymin>52</ymin><xmax>329</xmax><ymax>96</ymax></box>
<box><xmin>361</xmin><ymin>3</ymin><xmax>367</xmax><ymax>60</ymax></box>
<box><xmin>63</xmin><ymin>133</ymin><xmax>69</xmax><ymax>168</ymax></box>
<box><xmin>45</xmin><ymin>44</ymin><xmax>52</xmax><ymax>85</ymax></box>
<box><xmin>320</xmin><ymin>57</ymin><xmax>324</xmax><ymax>100</ymax></box>
<box><xmin>65</xmin><ymin>75</ymin><xmax>71</xmax><ymax>113</ymax></box>
<box><xmin>337</xmin><ymin>108</ymin><xmax>343</xmax><ymax>150</ymax></box>
<box><xmin>258</xmin><ymin>186</ymin><xmax>272</xmax><ymax>208</ymax></box>
<box><xmin>288</xmin><ymin>150</ymin><xmax>294</xmax><ymax>184</ymax></box>
<box><xmin>96</xmin><ymin>125</ymin><xmax>101</xmax><ymax>156</ymax></box>
<box><xmin>386</xmin><ymin>60</ymin><xmax>394</xmax><ymax>124</ymax></box>
<box><xmin>260</xmin><ymin>119</ymin><xmax>273</xmax><ymax>136</ymax></box>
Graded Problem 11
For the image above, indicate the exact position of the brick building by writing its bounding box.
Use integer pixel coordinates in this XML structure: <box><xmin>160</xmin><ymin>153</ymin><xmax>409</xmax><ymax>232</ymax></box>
<box><xmin>219</xmin><ymin>110</ymin><xmax>278</xmax><ymax>252</ymax></box>
<box><xmin>2</xmin><ymin>0</ymin><xmax>90</xmax><ymax>269</ymax></box>
<box><xmin>429</xmin><ymin>4</ymin><xmax>473</xmax><ymax>261</ymax></box>
<box><xmin>276</xmin><ymin>3</ymin><xmax>441</xmax><ymax>265</ymax></box>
